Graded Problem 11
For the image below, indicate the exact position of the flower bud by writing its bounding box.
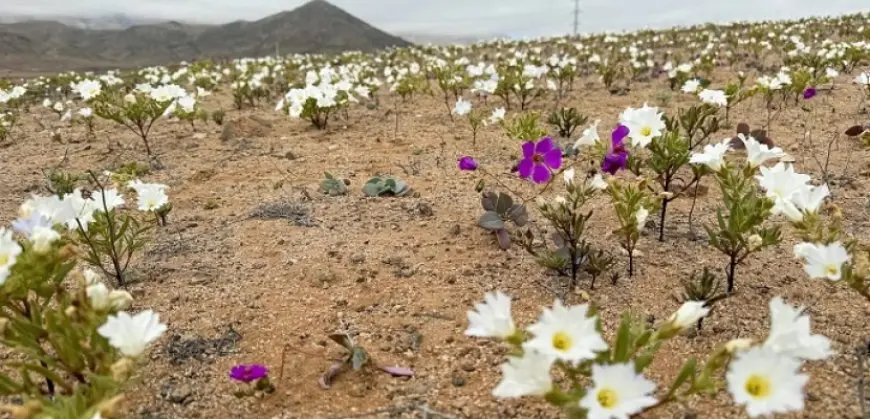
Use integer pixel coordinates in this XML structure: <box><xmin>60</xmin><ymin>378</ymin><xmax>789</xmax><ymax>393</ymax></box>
<box><xmin>659</xmin><ymin>191</ymin><xmax>674</xmax><ymax>200</ymax></box>
<box><xmin>747</xmin><ymin>234</ymin><xmax>763</xmax><ymax>251</ymax></box>
<box><xmin>725</xmin><ymin>338</ymin><xmax>754</xmax><ymax>354</ymax></box>
<box><xmin>97</xmin><ymin>395</ymin><xmax>126</xmax><ymax>418</ymax></box>
<box><xmin>109</xmin><ymin>290</ymin><xmax>134</xmax><ymax>311</ymax></box>
<box><xmin>111</xmin><ymin>358</ymin><xmax>135</xmax><ymax>382</ymax></box>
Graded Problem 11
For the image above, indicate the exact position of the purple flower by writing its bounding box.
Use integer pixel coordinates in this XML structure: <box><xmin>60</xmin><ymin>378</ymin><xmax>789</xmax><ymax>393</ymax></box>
<box><xmin>803</xmin><ymin>87</ymin><xmax>817</xmax><ymax>100</ymax></box>
<box><xmin>229</xmin><ymin>364</ymin><xmax>269</xmax><ymax>383</ymax></box>
<box><xmin>601</xmin><ymin>124</ymin><xmax>630</xmax><ymax>175</ymax></box>
<box><xmin>517</xmin><ymin>137</ymin><xmax>562</xmax><ymax>184</ymax></box>
<box><xmin>457</xmin><ymin>156</ymin><xmax>479</xmax><ymax>171</ymax></box>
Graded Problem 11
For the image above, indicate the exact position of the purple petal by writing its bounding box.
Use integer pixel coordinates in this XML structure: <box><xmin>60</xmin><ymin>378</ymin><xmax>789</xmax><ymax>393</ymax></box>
<box><xmin>601</xmin><ymin>152</ymin><xmax>628</xmax><ymax>175</ymax></box>
<box><xmin>535</xmin><ymin>137</ymin><xmax>554</xmax><ymax>154</ymax></box>
<box><xmin>612</xmin><ymin>124</ymin><xmax>630</xmax><ymax>144</ymax></box>
<box><xmin>521</xmin><ymin>141</ymin><xmax>535</xmax><ymax>158</ymax></box>
<box><xmin>517</xmin><ymin>158</ymin><xmax>534</xmax><ymax>178</ymax></box>
<box><xmin>531</xmin><ymin>164</ymin><xmax>551</xmax><ymax>184</ymax></box>
<box><xmin>542</xmin><ymin>148</ymin><xmax>562</xmax><ymax>170</ymax></box>
<box><xmin>381</xmin><ymin>366</ymin><xmax>415</xmax><ymax>377</ymax></box>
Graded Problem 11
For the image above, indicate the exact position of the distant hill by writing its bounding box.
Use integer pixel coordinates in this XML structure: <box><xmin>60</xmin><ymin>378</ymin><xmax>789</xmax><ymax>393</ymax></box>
<box><xmin>0</xmin><ymin>13</ymin><xmax>164</xmax><ymax>30</ymax></box>
<box><xmin>395</xmin><ymin>32</ymin><xmax>507</xmax><ymax>46</ymax></box>
<box><xmin>0</xmin><ymin>0</ymin><xmax>411</xmax><ymax>74</ymax></box>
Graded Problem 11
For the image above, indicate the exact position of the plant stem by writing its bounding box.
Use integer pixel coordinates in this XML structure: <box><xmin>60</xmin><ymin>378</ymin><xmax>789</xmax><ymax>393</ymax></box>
<box><xmin>726</xmin><ymin>253</ymin><xmax>737</xmax><ymax>294</ymax></box>
<box><xmin>658</xmin><ymin>198</ymin><xmax>670</xmax><ymax>242</ymax></box>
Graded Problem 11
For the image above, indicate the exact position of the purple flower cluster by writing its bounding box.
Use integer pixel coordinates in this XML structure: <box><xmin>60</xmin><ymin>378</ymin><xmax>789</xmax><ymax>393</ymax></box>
<box><xmin>802</xmin><ymin>87</ymin><xmax>817</xmax><ymax>100</ymax></box>
<box><xmin>457</xmin><ymin>156</ymin><xmax>479</xmax><ymax>171</ymax></box>
<box><xmin>601</xmin><ymin>124</ymin><xmax>630</xmax><ymax>175</ymax></box>
<box><xmin>229</xmin><ymin>364</ymin><xmax>269</xmax><ymax>383</ymax></box>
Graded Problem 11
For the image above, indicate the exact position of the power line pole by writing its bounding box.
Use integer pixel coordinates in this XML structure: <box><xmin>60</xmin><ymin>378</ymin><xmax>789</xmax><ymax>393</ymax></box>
<box><xmin>572</xmin><ymin>0</ymin><xmax>579</xmax><ymax>36</ymax></box>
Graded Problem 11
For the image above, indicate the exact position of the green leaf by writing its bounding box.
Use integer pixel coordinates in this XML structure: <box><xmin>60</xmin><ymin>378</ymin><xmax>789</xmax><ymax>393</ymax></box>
<box><xmin>350</xmin><ymin>346</ymin><xmax>369</xmax><ymax>371</ymax></box>
<box><xmin>611</xmin><ymin>313</ymin><xmax>633</xmax><ymax>363</ymax></box>
<box><xmin>478</xmin><ymin>212</ymin><xmax>506</xmax><ymax>230</ymax></box>
<box><xmin>328</xmin><ymin>333</ymin><xmax>353</xmax><ymax>350</ymax></box>
<box><xmin>496</xmin><ymin>192</ymin><xmax>514</xmax><ymax>215</ymax></box>
<box><xmin>665</xmin><ymin>357</ymin><xmax>697</xmax><ymax>398</ymax></box>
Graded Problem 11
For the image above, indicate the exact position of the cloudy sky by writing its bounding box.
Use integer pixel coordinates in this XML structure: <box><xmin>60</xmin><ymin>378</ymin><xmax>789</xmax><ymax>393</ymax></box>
<box><xmin>2</xmin><ymin>0</ymin><xmax>868</xmax><ymax>37</ymax></box>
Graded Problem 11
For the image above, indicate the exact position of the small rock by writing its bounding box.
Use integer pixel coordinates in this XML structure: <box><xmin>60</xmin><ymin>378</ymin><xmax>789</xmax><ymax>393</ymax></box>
<box><xmin>451</xmin><ymin>374</ymin><xmax>466</xmax><ymax>387</ymax></box>
<box><xmin>460</xmin><ymin>361</ymin><xmax>476</xmax><ymax>372</ymax></box>
<box><xmin>168</xmin><ymin>385</ymin><xmax>193</xmax><ymax>404</ymax></box>
<box><xmin>350</xmin><ymin>253</ymin><xmax>366</xmax><ymax>264</ymax></box>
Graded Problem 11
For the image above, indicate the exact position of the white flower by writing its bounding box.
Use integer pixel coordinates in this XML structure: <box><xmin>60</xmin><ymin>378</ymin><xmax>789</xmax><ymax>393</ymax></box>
<box><xmin>29</xmin><ymin>226</ymin><xmax>60</xmax><ymax>253</ymax></box>
<box><xmin>789</xmin><ymin>184</ymin><xmax>829</xmax><ymax>220</ymax></box>
<box><xmin>574</xmin><ymin>120</ymin><xmax>601</xmax><ymax>149</ymax></box>
<box><xmin>755</xmin><ymin>163</ymin><xmax>811</xmax><ymax>219</ymax></box>
<box><xmin>492</xmin><ymin>351</ymin><xmax>553</xmax><ymax>398</ymax></box>
<box><xmin>681</xmin><ymin>79</ymin><xmax>701</xmax><ymax>93</ymax></box>
<box><xmin>452</xmin><ymin>98</ymin><xmax>472</xmax><ymax>116</ymax></box>
<box><xmin>128</xmin><ymin>181</ymin><xmax>169</xmax><ymax>212</ymax></box>
<box><xmin>634</xmin><ymin>207</ymin><xmax>649</xmax><ymax>232</ymax></box>
<box><xmin>98</xmin><ymin>310</ymin><xmax>167</xmax><ymax>357</ymax></box>
<box><xmin>854</xmin><ymin>72</ymin><xmax>870</xmax><ymax>86</ymax></box>
<box><xmin>78</xmin><ymin>107</ymin><xmax>93</xmax><ymax>118</ymax></box>
<box><xmin>619</xmin><ymin>104</ymin><xmax>665</xmax><ymax>148</ymax></box>
<box><xmin>763</xmin><ymin>296</ymin><xmax>832</xmax><ymax>361</ymax></box>
<box><xmin>588</xmin><ymin>174</ymin><xmax>608</xmax><ymax>190</ymax></box>
<box><xmin>0</xmin><ymin>229</ymin><xmax>23</xmax><ymax>286</ymax></box>
<box><xmin>488</xmin><ymin>107</ymin><xmax>506</xmax><ymax>124</ymax></box>
<box><xmin>689</xmin><ymin>139</ymin><xmax>731</xmax><ymax>171</ymax></box>
<box><xmin>579</xmin><ymin>362</ymin><xmax>658</xmax><ymax>419</ymax></box>
<box><xmin>793</xmin><ymin>242</ymin><xmax>850</xmax><ymax>281</ymax></box>
<box><xmin>91</xmin><ymin>189</ymin><xmax>125</xmax><ymax>212</ymax></box>
<box><xmin>667</xmin><ymin>301</ymin><xmax>710</xmax><ymax>330</ymax></box>
<box><xmin>698</xmin><ymin>89</ymin><xmax>728</xmax><ymax>107</ymax></box>
<box><xmin>465</xmin><ymin>291</ymin><xmax>516</xmax><ymax>339</ymax></box>
<box><xmin>563</xmin><ymin>168</ymin><xmax>576</xmax><ymax>184</ymax></box>
<box><xmin>726</xmin><ymin>346</ymin><xmax>808</xmax><ymax>417</ymax></box>
<box><xmin>524</xmin><ymin>300</ymin><xmax>607</xmax><ymax>363</ymax></box>
<box><xmin>741</xmin><ymin>135</ymin><xmax>785</xmax><ymax>168</ymax></box>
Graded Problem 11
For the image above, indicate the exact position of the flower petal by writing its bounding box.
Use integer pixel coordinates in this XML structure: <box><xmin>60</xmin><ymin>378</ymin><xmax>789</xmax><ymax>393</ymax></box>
<box><xmin>521</xmin><ymin>141</ymin><xmax>535</xmax><ymax>158</ymax></box>
<box><xmin>517</xmin><ymin>158</ymin><xmax>534</xmax><ymax>178</ymax></box>
<box><xmin>612</xmin><ymin>124</ymin><xmax>630</xmax><ymax>144</ymax></box>
<box><xmin>532</xmin><ymin>164</ymin><xmax>551</xmax><ymax>184</ymax></box>
<box><xmin>535</xmin><ymin>137</ymin><xmax>554</xmax><ymax>154</ymax></box>
<box><xmin>542</xmin><ymin>149</ymin><xmax>562</xmax><ymax>170</ymax></box>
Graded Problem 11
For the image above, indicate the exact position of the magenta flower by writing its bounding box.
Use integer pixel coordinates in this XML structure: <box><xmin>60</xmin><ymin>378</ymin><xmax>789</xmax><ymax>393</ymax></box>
<box><xmin>601</xmin><ymin>124</ymin><xmax>630</xmax><ymax>175</ymax></box>
<box><xmin>230</xmin><ymin>364</ymin><xmax>269</xmax><ymax>383</ymax></box>
<box><xmin>457</xmin><ymin>156</ymin><xmax>479</xmax><ymax>171</ymax></box>
<box><xmin>517</xmin><ymin>137</ymin><xmax>562</xmax><ymax>183</ymax></box>
<box><xmin>802</xmin><ymin>87</ymin><xmax>817</xmax><ymax>100</ymax></box>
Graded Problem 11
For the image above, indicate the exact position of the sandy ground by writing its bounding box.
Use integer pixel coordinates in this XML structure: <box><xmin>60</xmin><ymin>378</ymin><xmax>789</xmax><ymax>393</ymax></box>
<box><xmin>1</xmin><ymin>64</ymin><xmax>869</xmax><ymax>419</ymax></box>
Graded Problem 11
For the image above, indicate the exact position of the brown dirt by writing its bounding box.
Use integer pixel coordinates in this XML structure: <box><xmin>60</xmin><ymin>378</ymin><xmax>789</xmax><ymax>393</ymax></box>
<box><xmin>1</xmin><ymin>67</ymin><xmax>870</xmax><ymax>419</ymax></box>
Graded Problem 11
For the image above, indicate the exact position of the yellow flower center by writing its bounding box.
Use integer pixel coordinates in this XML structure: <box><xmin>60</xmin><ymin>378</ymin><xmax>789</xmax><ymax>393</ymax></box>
<box><xmin>640</xmin><ymin>126</ymin><xmax>652</xmax><ymax>137</ymax></box>
<box><xmin>552</xmin><ymin>331</ymin><xmax>573</xmax><ymax>352</ymax></box>
<box><xmin>745</xmin><ymin>375</ymin><xmax>771</xmax><ymax>399</ymax></box>
<box><xmin>824</xmin><ymin>264</ymin><xmax>839</xmax><ymax>277</ymax></box>
<box><xmin>0</xmin><ymin>254</ymin><xmax>8</xmax><ymax>266</ymax></box>
<box><xmin>597</xmin><ymin>388</ymin><xmax>620</xmax><ymax>408</ymax></box>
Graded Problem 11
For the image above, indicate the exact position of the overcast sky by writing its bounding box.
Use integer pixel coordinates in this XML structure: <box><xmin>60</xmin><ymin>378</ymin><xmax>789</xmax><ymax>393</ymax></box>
<box><xmin>2</xmin><ymin>0</ymin><xmax>868</xmax><ymax>37</ymax></box>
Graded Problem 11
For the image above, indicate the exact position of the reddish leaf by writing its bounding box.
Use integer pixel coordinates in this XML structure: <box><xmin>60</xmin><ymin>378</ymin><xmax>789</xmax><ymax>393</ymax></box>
<box><xmin>845</xmin><ymin>125</ymin><xmax>866</xmax><ymax>137</ymax></box>
<box><xmin>319</xmin><ymin>362</ymin><xmax>346</xmax><ymax>389</ymax></box>
<box><xmin>381</xmin><ymin>366</ymin><xmax>415</xmax><ymax>377</ymax></box>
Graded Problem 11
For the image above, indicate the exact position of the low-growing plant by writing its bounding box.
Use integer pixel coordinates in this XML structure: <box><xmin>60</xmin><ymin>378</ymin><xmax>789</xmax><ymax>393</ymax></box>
<box><xmin>320</xmin><ymin>172</ymin><xmax>349</xmax><ymax>196</ymax></box>
<box><xmin>547</xmin><ymin>107</ymin><xmax>588</xmax><ymax>139</ymax></box>
<box><xmin>362</xmin><ymin>175</ymin><xmax>412</xmax><ymax>197</ymax></box>
<box><xmin>478</xmin><ymin>190</ymin><xmax>528</xmax><ymax>250</ymax></box>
